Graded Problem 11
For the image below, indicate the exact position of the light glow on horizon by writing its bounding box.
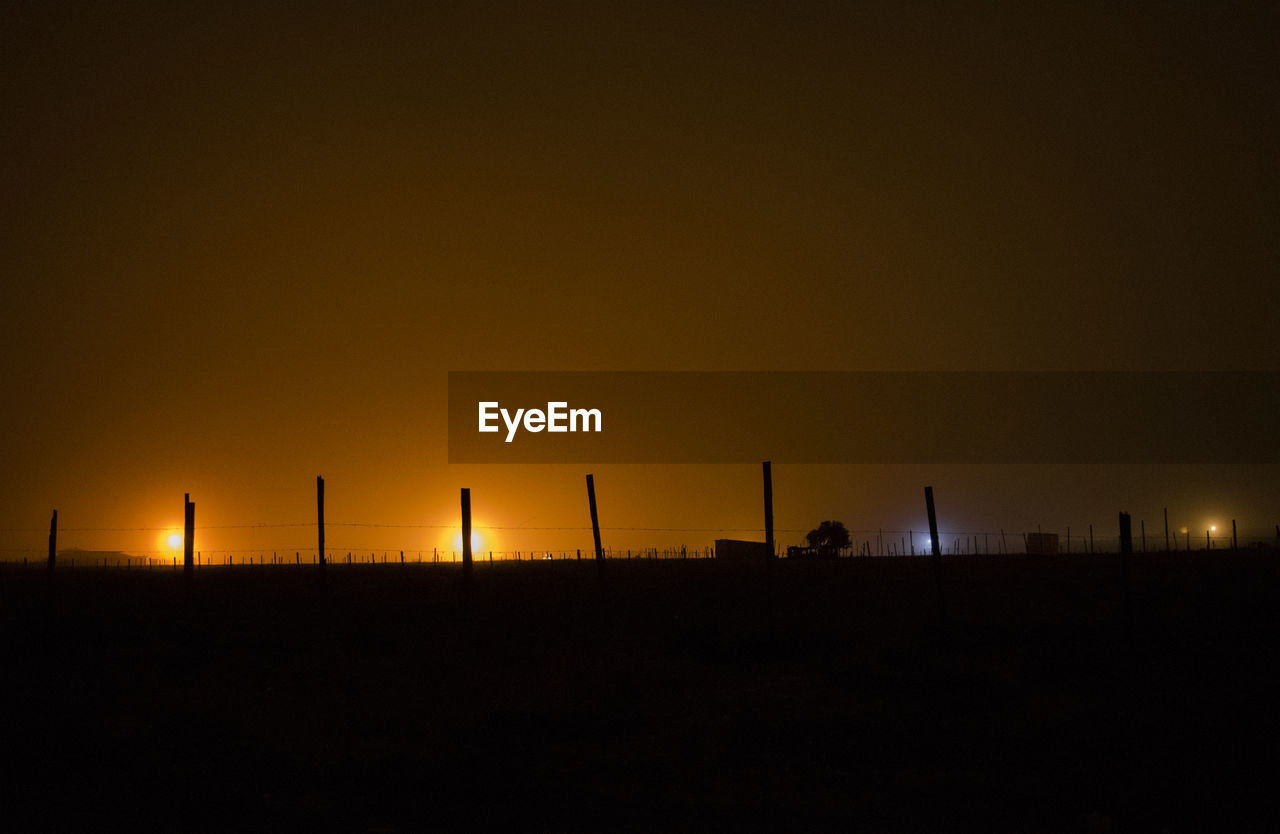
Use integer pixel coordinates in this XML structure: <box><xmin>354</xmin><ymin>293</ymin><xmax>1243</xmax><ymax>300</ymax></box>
<box><xmin>453</xmin><ymin>529</ymin><xmax>484</xmax><ymax>553</ymax></box>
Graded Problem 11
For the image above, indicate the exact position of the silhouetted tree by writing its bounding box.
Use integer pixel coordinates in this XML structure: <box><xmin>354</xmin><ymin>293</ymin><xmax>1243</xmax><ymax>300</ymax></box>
<box><xmin>805</xmin><ymin>520</ymin><xmax>851</xmax><ymax>555</ymax></box>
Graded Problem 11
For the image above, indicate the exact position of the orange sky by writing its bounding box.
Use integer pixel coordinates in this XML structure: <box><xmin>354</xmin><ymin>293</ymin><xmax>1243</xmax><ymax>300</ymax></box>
<box><xmin>2</xmin><ymin>3</ymin><xmax>1277</xmax><ymax>559</ymax></box>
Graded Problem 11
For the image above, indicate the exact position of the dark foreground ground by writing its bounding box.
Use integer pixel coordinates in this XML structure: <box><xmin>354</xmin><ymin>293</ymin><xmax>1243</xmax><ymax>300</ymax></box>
<box><xmin>3</xmin><ymin>551</ymin><xmax>1278</xmax><ymax>832</ymax></box>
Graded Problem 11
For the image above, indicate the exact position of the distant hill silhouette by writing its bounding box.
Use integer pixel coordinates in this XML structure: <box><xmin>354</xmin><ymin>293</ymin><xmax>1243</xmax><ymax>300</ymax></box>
<box><xmin>56</xmin><ymin>549</ymin><xmax>145</xmax><ymax>565</ymax></box>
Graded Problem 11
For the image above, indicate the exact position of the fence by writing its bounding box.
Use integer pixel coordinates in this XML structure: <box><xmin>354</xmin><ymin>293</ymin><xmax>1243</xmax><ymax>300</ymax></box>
<box><xmin>1</xmin><ymin>527</ymin><xmax>1275</xmax><ymax>569</ymax></box>
<box><xmin>4</xmin><ymin>468</ymin><xmax>1277</xmax><ymax>568</ymax></box>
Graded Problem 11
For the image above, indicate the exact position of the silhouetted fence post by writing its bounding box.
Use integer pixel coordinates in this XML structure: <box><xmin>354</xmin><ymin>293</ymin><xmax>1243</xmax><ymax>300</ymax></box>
<box><xmin>317</xmin><ymin>476</ymin><xmax>326</xmax><ymax>568</ymax></box>
<box><xmin>1140</xmin><ymin>520</ymin><xmax>1146</xmax><ymax>553</ymax></box>
<box><xmin>586</xmin><ymin>474</ymin><xmax>608</xmax><ymax>600</ymax></box>
<box><xmin>1232</xmin><ymin>519</ymin><xmax>1237</xmax><ymax>551</ymax></box>
<box><xmin>924</xmin><ymin>486</ymin><xmax>945</xmax><ymax>625</ymax></box>
<box><xmin>763</xmin><ymin>461</ymin><xmax>776</xmax><ymax>634</ymax></box>
<box><xmin>1164</xmin><ymin>507</ymin><xmax>1170</xmax><ymax>552</ymax></box>
<box><xmin>47</xmin><ymin>510</ymin><xmax>57</xmax><ymax>577</ymax></box>
<box><xmin>183</xmin><ymin>494</ymin><xmax>194</xmax><ymax>575</ymax></box>
<box><xmin>763</xmin><ymin>462</ymin><xmax>774</xmax><ymax>558</ymax></box>
<box><xmin>461</xmin><ymin>488</ymin><xmax>473</xmax><ymax>613</ymax></box>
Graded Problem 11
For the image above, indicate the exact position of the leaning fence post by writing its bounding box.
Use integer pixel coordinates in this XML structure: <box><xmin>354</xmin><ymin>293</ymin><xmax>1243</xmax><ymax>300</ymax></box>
<box><xmin>47</xmin><ymin>510</ymin><xmax>58</xmax><ymax>577</ymax></box>
<box><xmin>586</xmin><ymin>474</ymin><xmax>609</xmax><ymax>601</ymax></box>
<box><xmin>925</xmin><ymin>486</ymin><xmax>945</xmax><ymax>625</ymax></box>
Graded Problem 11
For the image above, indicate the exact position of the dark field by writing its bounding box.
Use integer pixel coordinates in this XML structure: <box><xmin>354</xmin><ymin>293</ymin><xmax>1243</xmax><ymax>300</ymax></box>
<box><xmin>3</xmin><ymin>552</ymin><xmax>1279</xmax><ymax>832</ymax></box>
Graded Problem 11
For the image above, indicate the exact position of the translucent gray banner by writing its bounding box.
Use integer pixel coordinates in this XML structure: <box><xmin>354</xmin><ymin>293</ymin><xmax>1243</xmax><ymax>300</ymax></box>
<box><xmin>447</xmin><ymin>371</ymin><xmax>1278</xmax><ymax>464</ymax></box>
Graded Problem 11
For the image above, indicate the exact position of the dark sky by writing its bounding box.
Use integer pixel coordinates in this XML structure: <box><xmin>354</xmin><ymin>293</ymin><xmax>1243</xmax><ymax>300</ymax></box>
<box><xmin>2</xmin><ymin>2</ymin><xmax>1277</xmax><ymax>558</ymax></box>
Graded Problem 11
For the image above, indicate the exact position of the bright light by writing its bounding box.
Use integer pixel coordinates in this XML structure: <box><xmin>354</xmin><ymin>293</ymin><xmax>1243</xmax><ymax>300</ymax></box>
<box><xmin>167</xmin><ymin>533</ymin><xmax>182</xmax><ymax>550</ymax></box>
<box><xmin>1210</xmin><ymin>525</ymin><xmax>1217</xmax><ymax>532</ymax></box>
<box><xmin>453</xmin><ymin>529</ymin><xmax>484</xmax><ymax>552</ymax></box>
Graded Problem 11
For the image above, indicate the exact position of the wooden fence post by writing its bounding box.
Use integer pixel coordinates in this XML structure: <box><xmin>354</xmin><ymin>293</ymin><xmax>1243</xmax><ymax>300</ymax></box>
<box><xmin>183</xmin><ymin>494</ymin><xmax>194</xmax><ymax>575</ymax></box>
<box><xmin>925</xmin><ymin>486</ymin><xmax>945</xmax><ymax>625</ymax></box>
<box><xmin>763</xmin><ymin>461</ymin><xmax>774</xmax><ymax>558</ymax></box>
<box><xmin>1232</xmin><ymin>519</ymin><xmax>1237</xmax><ymax>550</ymax></box>
<box><xmin>586</xmin><ymin>474</ymin><xmax>610</xmax><ymax>602</ymax></box>
<box><xmin>1164</xmin><ymin>507</ymin><xmax>1170</xmax><ymax>552</ymax></box>
<box><xmin>47</xmin><ymin>510</ymin><xmax>57</xmax><ymax>576</ymax></box>
<box><xmin>317</xmin><ymin>476</ymin><xmax>326</xmax><ymax>567</ymax></box>
<box><xmin>461</xmin><ymin>488</ymin><xmax>473</xmax><ymax>612</ymax></box>
<box><xmin>586</xmin><ymin>475</ymin><xmax>604</xmax><ymax>563</ymax></box>
<box><xmin>763</xmin><ymin>461</ymin><xmax>776</xmax><ymax>633</ymax></box>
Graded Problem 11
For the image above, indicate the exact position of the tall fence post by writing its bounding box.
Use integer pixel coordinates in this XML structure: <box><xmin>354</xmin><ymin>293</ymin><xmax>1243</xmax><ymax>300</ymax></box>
<box><xmin>1232</xmin><ymin>519</ymin><xmax>1237</xmax><ymax>551</ymax></box>
<box><xmin>763</xmin><ymin>461</ymin><xmax>774</xmax><ymax>558</ymax></box>
<box><xmin>47</xmin><ymin>509</ymin><xmax>58</xmax><ymax>575</ymax></box>
<box><xmin>586</xmin><ymin>475</ymin><xmax>604</xmax><ymax>563</ymax></box>
<box><xmin>183</xmin><ymin>494</ymin><xmax>194</xmax><ymax>575</ymax></box>
<box><xmin>763</xmin><ymin>461</ymin><xmax>776</xmax><ymax>635</ymax></box>
<box><xmin>461</xmin><ymin>487</ymin><xmax>473</xmax><ymax>613</ymax></box>
<box><xmin>1164</xmin><ymin>507</ymin><xmax>1170</xmax><ymax>552</ymax></box>
<box><xmin>586</xmin><ymin>474</ymin><xmax>609</xmax><ymax>600</ymax></box>
<box><xmin>317</xmin><ymin>476</ymin><xmax>326</xmax><ymax>567</ymax></box>
<box><xmin>925</xmin><ymin>486</ymin><xmax>945</xmax><ymax>625</ymax></box>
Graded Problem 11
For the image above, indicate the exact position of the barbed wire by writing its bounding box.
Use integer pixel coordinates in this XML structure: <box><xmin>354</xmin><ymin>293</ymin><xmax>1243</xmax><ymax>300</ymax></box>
<box><xmin>0</xmin><ymin>522</ymin><xmax>815</xmax><ymax>533</ymax></box>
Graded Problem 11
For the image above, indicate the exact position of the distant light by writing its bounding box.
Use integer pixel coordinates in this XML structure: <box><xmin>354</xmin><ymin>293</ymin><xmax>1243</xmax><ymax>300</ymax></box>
<box><xmin>1210</xmin><ymin>525</ymin><xmax>1217</xmax><ymax>532</ymax></box>
<box><xmin>167</xmin><ymin>533</ymin><xmax>182</xmax><ymax>550</ymax></box>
